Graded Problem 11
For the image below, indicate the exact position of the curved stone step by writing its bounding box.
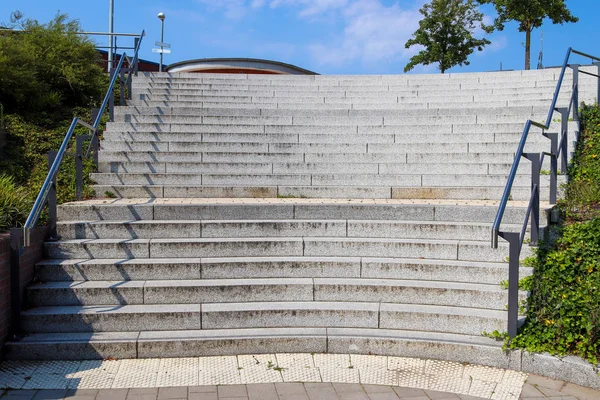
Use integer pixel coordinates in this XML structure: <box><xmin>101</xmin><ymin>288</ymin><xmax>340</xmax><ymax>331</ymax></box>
<box><xmin>34</xmin><ymin>256</ymin><xmax>530</xmax><ymax>284</ymax></box>
<box><xmin>43</xmin><ymin>236</ymin><xmax>524</xmax><ymax>262</ymax></box>
<box><xmin>21</xmin><ymin>304</ymin><xmax>202</xmax><ymax>333</ymax></box>
<box><xmin>2</xmin><ymin>328</ymin><xmax>514</xmax><ymax>364</ymax></box>
<box><xmin>27</xmin><ymin>278</ymin><xmax>523</xmax><ymax>308</ymax></box>
<box><xmin>56</xmin><ymin>219</ymin><xmax>522</xmax><ymax>241</ymax></box>
<box><xmin>89</xmin><ymin>172</ymin><xmax>561</xmax><ymax>187</ymax></box>
<box><xmin>27</xmin><ymin>278</ymin><xmax>315</xmax><ymax>306</ymax></box>
<box><xmin>56</xmin><ymin>200</ymin><xmax>533</xmax><ymax>224</ymax></box>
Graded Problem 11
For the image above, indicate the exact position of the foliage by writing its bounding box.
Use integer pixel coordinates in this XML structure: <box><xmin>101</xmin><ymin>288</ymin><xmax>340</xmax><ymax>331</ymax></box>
<box><xmin>508</xmin><ymin>104</ymin><xmax>600</xmax><ymax>365</ymax></box>
<box><xmin>0</xmin><ymin>174</ymin><xmax>29</xmax><ymax>231</ymax></box>
<box><xmin>0</xmin><ymin>12</ymin><xmax>109</xmax><ymax>232</ymax></box>
<box><xmin>0</xmin><ymin>12</ymin><xmax>106</xmax><ymax>124</ymax></box>
<box><xmin>476</xmin><ymin>0</ymin><xmax>578</xmax><ymax>70</ymax></box>
<box><xmin>404</xmin><ymin>0</ymin><xmax>492</xmax><ymax>74</ymax></box>
<box><xmin>562</xmin><ymin>104</ymin><xmax>600</xmax><ymax>221</ymax></box>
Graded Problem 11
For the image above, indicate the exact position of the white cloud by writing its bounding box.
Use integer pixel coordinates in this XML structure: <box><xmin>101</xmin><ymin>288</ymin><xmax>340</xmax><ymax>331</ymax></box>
<box><xmin>307</xmin><ymin>0</ymin><xmax>423</xmax><ymax>67</ymax></box>
<box><xmin>194</xmin><ymin>0</ymin><xmax>249</xmax><ymax>20</ymax></box>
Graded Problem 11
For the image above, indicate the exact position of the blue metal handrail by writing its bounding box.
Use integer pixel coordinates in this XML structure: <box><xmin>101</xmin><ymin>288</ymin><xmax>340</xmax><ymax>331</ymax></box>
<box><xmin>22</xmin><ymin>30</ymin><xmax>145</xmax><ymax>246</ymax></box>
<box><xmin>491</xmin><ymin>48</ymin><xmax>600</xmax><ymax>337</ymax></box>
<box><xmin>492</xmin><ymin>48</ymin><xmax>600</xmax><ymax>248</ymax></box>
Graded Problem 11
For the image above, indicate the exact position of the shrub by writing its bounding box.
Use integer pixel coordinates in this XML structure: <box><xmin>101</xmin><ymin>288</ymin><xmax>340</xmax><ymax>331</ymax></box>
<box><xmin>0</xmin><ymin>174</ymin><xmax>29</xmax><ymax>231</ymax></box>
<box><xmin>509</xmin><ymin>103</ymin><xmax>600</xmax><ymax>365</ymax></box>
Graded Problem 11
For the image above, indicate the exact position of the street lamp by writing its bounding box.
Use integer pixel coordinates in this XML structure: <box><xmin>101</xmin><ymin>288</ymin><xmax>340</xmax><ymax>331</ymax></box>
<box><xmin>157</xmin><ymin>12</ymin><xmax>165</xmax><ymax>72</ymax></box>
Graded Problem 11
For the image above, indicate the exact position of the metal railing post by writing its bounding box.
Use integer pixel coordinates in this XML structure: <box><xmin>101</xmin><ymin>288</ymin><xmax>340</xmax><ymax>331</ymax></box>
<box><xmin>524</xmin><ymin>153</ymin><xmax>540</xmax><ymax>245</ymax></box>
<box><xmin>9</xmin><ymin>228</ymin><xmax>23</xmax><ymax>338</ymax></box>
<box><xmin>558</xmin><ymin>107</ymin><xmax>569</xmax><ymax>174</ymax></box>
<box><xmin>127</xmin><ymin>67</ymin><xmax>133</xmax><ymax>101</ymax></box>
<box><xmin>593</xmin><ymin>61</ymin><xmax>600</xmax><ymax>102</ymax></box>
<box><xmin>47</xmin><ymin>151</ymin><xmax>58</xmax><ymax>241</ymax></box>
<box><xmin>134</xmin><ymin>37</ymin><xmax>140</xmax><ymax>76</ymax></box>
<box><xmin>109</xmin><ymin>69</ymin><xmax>116</xmax><ymax>122</ymax></box>
<box><xmin>500</xmin><ymin>231</ymin><xmax>521</xmax><ymax>338</ymax></box>
<box><xmin>570</xmin><ymin>64</ymin><xmax>579</xmax><ymax>121</ymax></box>
<box><xmin>119</xmin><ymin>67</ymin><xmax>126</xmax><ymax>106</ymax></box>
<box><xmin>75</xmin><ymin>135</ymin><xmax>89</xmax><ymax>201</ymax></box>
<box><xmin>546</xmin><ymin>132</ymin><xmax>558</xmax><ymax>205</ymax></box>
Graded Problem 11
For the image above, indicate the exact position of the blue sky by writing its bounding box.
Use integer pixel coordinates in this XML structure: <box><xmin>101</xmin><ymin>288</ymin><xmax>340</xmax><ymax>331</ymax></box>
<box><xmin>3</xmin><ymin>0</ymin><xmax>599</xmax><ymax>74</ymax></box>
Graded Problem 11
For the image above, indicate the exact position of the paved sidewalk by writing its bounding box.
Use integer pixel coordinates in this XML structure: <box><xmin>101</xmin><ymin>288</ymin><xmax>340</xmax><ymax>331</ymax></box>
<box><xmin>1</xmin><ymin>379</ymin><xmax>599</xmax><ymax>400</ymax></box>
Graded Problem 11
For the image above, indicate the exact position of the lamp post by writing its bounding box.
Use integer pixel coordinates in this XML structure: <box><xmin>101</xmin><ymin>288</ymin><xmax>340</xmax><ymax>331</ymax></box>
<box><xmin>108</xmin><ymin>0</ymin><xmax>114</xmax><ymax>72</ymax></box>
<box><xmin>158</xmin><ymin>12</ymin><xmax>165</xmax><ymax>72</ymax></box>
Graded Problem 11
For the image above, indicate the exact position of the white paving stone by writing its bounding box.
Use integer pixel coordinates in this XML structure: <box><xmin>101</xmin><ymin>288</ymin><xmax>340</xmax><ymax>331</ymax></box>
<box><xmin>318</xmin><ymin>366</ymin><xmax>359</xmax><ymax>383</ymax></box>
<box><xmin>0</xmin><ymin>353</ymin><xmax>536</xmax><ymax>398</ymax></box>
<box><xmin>276</xmin><ymin>353</ymin><xmax>315</xmax><ymax>368</ymax></box>
<box><xmin>156</xmin><ymin>358</ymin><xmax>199</xmax><ymax>387</ymax></box>
<box><xmin>281</xmin><ymin>367</ymin><xmax>322</xmax><ymax>383</ymax></box>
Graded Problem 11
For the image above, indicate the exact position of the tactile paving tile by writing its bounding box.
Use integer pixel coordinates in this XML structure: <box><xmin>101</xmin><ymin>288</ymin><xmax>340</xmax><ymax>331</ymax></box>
<box><xmin>358</xmin><ymin>368</ymin><xmax>396</xmax><ymax>386</ymax></box>
<box><xmin>276</xmin><ymin>353</ymin><xmax>315</xmax><ymax>368</ymax></box>
<box><xmin>21</xmin><ymin>373</ymin><xmax>71</xmax><ymax>390</ymax></box>
<box><xmin>198</xmin><ymin>356</ymin><xmax>241</xmax><ymax>385</ymax></box>
<box><xmin>156</xmin><ymin>358</ymin><xmax>199</xmax><ymax>387</ymax></box>
<box><xmin>424</xmin><ymin>359</ymin><xmax>465</xmax><ymax>377</ymax></box>
<box><xmin>68</xmin><ymin>372</ymin><xmax>116</xmax><ymax>389</ymax></box>
<box><xmin>0</xmin><ymin>361</ymin><xmax>39</xmax><ymax>375</ymax></box>
<box><xmin>464</xmin><ymin>364</ymin><xmax>506</xmax><ymax>383</ymax></box>
<box><xmin>0</xmin><ymin>372</ymin><xmax>26</xmax><ymax>389</ymax></box>
<box><xmin>350</xmin><ymin>354</ymin><xmax>387</xmax><ymax>369</ymax></box>
<box><xmin>35</xmin><ymin>361</ymin><xmax>81</xmax><ymax>375</ymax></box>
<box><xmin>112</xmin><ymin>359</ymin><xmax>160</xmax><ymax>388</ymax></box>
<box><xmin>239</xmin><ymin>366</ymin><xmax>283</xmax><ymax>384</ymax></box>
<box><xmin>281</xmin><ymin>367</ymin><xmax>322</xmax><ymax>383</ymax></box>
<box><xmin>238</xmin><ymin>354</ymin><xmax>278</xmax><ymax>369</ymax></box>
<box><xmin>76</xmin><ymin>360</ymin><xmax>121</xmax><ymax>375</ymax></box>
<box><xmin>469</xmin><ymin>379</ymin><xmax>497</xmax><ymax>398</ymax></box>
<box><xmin>396</xmin><ymin>370</ymin><xmax>430</xmax><ymax>389</ymax></box>
<box><xmin>318</xmin><ymin>367</ymin><xmax>359</xmax><ymax>383</ymax></box>
<box><xmin>387</xmin><ymin>357</ymin><xmax>426</xmax><ymax>374</ymax></box>
<box><xmin>490</xmin><ymin>370</ymin><xmax>528</xmax><ymax>400</ymax></box>
<box><xmin>428</xmin><ymin>374</ymin><xmax>472</xmax><ymax>395</ymax></box>
<box><xmin>313</xmin><ymin>353</ymin><xmax>351</xmax><ymax>368</ymax></box>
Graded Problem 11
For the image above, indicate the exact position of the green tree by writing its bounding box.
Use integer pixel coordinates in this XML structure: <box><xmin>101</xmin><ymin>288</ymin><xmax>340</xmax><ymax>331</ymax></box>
<box><xmin>0</xmin><ymin>12</ymin><xmax>106</xmax><ymax>123</ymax></box>
<box><xmin>477</xmin><ymin>0</ymin><xmax>578</xmax><ymax>70</ymax></box>
<box><xmin>404</xmin><ymin>0</ymin><xmax>492</xmax><ymax>74</ymax></box>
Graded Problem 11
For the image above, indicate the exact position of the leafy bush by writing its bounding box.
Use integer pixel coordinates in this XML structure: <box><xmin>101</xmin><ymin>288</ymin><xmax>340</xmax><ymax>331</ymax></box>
<box><xmin>562</xmin><ymin>104</ymin><xmax>600</xmax><ymax>221</ymax></box>
<box><xmin>509</xmin><ymin>104</ymin><xmax>600</xmax><ymax>365</ymax></box>
<box><xmin>0</xmin><ymin>12</ymin><xmax>108</xmax><ymax>232</ymax></box>
<box><xmin>0</xmin><ymin>12</ymin><xmax>106</xmax><ymax>124</ymax></box>
<box><xmin>0</xmin><ymin>174</ymin><xmax>29</xmax><ymax>231</ymax></box>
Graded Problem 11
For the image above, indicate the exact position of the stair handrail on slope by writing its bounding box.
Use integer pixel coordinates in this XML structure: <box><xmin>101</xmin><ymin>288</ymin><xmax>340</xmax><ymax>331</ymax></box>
<box><xmin>20</xmin><ymin>30</ymin><xmax>146</xmax><ymax>248</ymax></box>
<box><xmin>491</xmin><ymin>48</ymin><xmax>600</xmax><ymax>338</ymax></box>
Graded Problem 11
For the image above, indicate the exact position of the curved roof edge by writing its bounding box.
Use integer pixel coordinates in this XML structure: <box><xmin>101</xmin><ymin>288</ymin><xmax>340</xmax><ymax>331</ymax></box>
<box><xmin>166</xmin><ymin>57</ymin><xmax>318</xmax><ymax>75</ymax></box>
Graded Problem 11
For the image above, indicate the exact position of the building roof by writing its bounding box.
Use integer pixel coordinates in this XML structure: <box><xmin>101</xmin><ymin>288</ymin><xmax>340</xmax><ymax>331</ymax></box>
<box><xmin>166</xmin><ymin>57</ymin><xmax>318</xmax><ymax>75</ymax></box>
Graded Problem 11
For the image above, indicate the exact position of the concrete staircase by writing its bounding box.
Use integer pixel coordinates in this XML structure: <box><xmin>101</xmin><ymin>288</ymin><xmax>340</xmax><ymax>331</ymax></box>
<box><xmin>5</xmin><ymin>69</ymin><xmax>576</xmax><ymax>365</ymax></box>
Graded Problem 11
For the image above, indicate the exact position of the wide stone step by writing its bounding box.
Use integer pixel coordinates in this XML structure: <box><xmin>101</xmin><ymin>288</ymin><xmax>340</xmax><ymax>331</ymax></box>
<box><xmin>89</xmin><ymin>172</ymin><xmax>561</xmax><ymax>187</ymax></box>
<box><xmin>131</xmin><ymin>87</ymin><xmax>555</xmax><ymax>98</ymax></box>
<box><xmin>97</xmin><ymin>151</ymin><xmax>516</xmax><ymax>164</ymax></box>
<box><xmin>131</xmin><ymin>80</ymin><xmax>557</xmax><ymax>90</ymax></box>
<box><xmin>105</xmin><ymin>121</ymin><xmax>566</xmax><ymax>134</ymax></box>
<box><xmin>34</xmin><ymin>256</ymin><xmax>532</xmax><ymax>284</ymax></box>
<box><xmin>27</xmin><ymin>278</ymin><xmax>314</xmax><ymax>306</ymax></box>
<box><xmin>43</xmin><ymin>237</ymin><xmax>529</xmax><ymax>262</ymax></box>
<box><xmin>95</xmin><ymin>182</ymin><xmax>559</xmax><ymax>199</ymax></box>
<box><xmin>2</xmin><ymin>327</ymin><xmax>509</xmax><ymax>361</ymax></box>
<box><xmin>100</xmin><ymin>131</ymin><xmax>553</xmax><ymax>145</ymax></box>
<box><xmin>201</xmin><ymin>301</ymin><xmax>506</xmax><ymax>335</ymax></box>
<box><xmin>21</xmin><ymin>304</ymin><xmax>202</xmax><ymax>333</ymax></box>
<box><xmin>113</xmin><ymin>105</ymin><xmax>548</xmax><ymax>117</ymax></box>
<box><xmin>27</xmin><ymin>278</ymin><xmax>522</xmax><ymax>309</ymax></box>
<box><xmin>56</xmin><ymin>219</ymin><xmax>521</xmax><ymax>241</ymax></box>
<box><xmin>56</xmin><ymin>200</ymin><xmax>534</xmax><ymax>224</ymax></box>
